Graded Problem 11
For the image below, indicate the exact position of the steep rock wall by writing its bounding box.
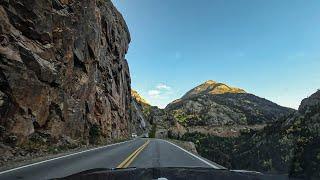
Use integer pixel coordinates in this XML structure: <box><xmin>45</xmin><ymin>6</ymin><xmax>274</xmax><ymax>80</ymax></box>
<box><xmin>0</xmin><ymin>0</ymin><xmax>132</xmax><ymax>145</ymax></box>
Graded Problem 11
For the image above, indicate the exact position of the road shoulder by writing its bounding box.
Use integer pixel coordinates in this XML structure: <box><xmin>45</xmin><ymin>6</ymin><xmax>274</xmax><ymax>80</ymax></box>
<box><xmin>0</xmin><ymin>139</ymin><xmax>133</xmax><ymax>173</ymax></box>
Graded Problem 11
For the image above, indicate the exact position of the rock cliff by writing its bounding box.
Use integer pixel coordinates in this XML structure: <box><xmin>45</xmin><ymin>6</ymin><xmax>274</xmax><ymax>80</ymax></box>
<box><xmin>130</xmin><ymin>89</ymin><xmax>170</xmax><ymax>138</ymax></box>
<box><xmin>131</xmin><ymin>89</ymin><xmax>150</xmax><ymax>135</ymax></box>
<box><xmin>0</xmin><ymin>0</ymin><xmax>132</xmax><ymax>146</ymax></box>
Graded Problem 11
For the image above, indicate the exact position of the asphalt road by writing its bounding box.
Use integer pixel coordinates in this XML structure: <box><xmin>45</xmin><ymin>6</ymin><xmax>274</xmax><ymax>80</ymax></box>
<box><xmin>0</xmin><ymin>139</ymin><xmax>223</xmax><ymax>180</ymax></box>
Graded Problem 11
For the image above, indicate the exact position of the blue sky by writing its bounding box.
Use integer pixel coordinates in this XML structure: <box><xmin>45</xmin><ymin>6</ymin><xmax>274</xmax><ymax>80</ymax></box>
<box><xmin>112</xmin><ymin>0</ymin><xmax>320</xmax><ymax>109</ymax></box>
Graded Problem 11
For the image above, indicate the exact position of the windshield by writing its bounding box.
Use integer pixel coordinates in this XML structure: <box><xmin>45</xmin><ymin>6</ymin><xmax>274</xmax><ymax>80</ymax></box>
<box><xmin>0</xmin><ymin>0</ymin><xmax>319</xmax><ymax>180</ymax></box>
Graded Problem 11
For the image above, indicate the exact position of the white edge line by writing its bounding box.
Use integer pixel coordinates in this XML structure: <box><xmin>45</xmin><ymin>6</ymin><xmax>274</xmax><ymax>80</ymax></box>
<box><xmin>0</xmin><ymin>139</ymin><xmax>134</xmax><ymax>175</ymax></box>
<box><xmin>161</xmin><ymin>139</ymin><xmax>220</xmax><ymax>169</ymax></box>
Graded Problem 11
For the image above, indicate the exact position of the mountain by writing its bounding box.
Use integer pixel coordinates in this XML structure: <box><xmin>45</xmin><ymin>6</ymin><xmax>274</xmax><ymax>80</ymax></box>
<box><xmin>0</xmin><ymin>0</ymin><xmax>134</xmax><ymax>165</ymax></box>
<box><xmin>181</xmin><ymin>90</ymin><xmax>320</xmax><ymax>179</ymax></box>
<box><xmin>131</xmin><ymin>89</ymin><xmax>154</xmax><ymax>120</ymax></box>
<box><xmin>130</xmin><ymin>89</ymin><xmax>169</xmax><ymax>138</ymax></box>
<box><xmin>166</xmin><ymin>80</ymin><xmax>295</xmax><ymax>131</ymax></box>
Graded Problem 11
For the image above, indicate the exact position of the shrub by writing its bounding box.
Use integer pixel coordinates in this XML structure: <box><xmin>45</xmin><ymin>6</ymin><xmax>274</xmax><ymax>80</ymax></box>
<box><xmin>149</xmin><ymin>123</ymin><xmax>157</xmax><ymax>138</ymax></box>
<box><xmin>89</xmin><ymin>124</ymin><xmax>101</xmax><ymax>144</ymax></box>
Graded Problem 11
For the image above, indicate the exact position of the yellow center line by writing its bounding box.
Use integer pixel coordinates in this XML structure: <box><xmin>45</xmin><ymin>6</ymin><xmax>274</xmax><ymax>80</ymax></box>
<box><xmin>116</xmin><ymin>140</ymin><xmax>150</xmax><ymax>168</ymax></box>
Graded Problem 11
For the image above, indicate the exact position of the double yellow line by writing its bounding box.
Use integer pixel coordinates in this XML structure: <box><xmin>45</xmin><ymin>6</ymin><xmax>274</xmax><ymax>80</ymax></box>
<box><xmin>117</xmin><ymin>140</ymin><xmax>150</xmax><ymax>168</ymax></box>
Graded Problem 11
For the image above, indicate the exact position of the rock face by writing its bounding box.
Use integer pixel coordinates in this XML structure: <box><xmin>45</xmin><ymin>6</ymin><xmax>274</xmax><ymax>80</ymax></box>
<box><xmin>131</xmin><ymin>89</ymin><xmax>150</xmax><ymax>135</ymax></box>
<box><xmin>131</xmin><ymin>89</ymin><xmax>172</xmax><ymax>138</ymax></box>
<box><xmin>0</xmin><ymin>0</ymin><xmax>132</xmax><ymax>145</ymax></box>
<box><xmin>166</xmin><ymin>80</ymin><xmax>295</xmax><ymax>127</ymax></box>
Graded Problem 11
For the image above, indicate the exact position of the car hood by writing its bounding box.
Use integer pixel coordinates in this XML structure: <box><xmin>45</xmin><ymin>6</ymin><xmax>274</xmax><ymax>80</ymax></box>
<box><xmin>54</xmin><ymin>167</ymin><xmax>291</xmax><ymax>180</ymax></box>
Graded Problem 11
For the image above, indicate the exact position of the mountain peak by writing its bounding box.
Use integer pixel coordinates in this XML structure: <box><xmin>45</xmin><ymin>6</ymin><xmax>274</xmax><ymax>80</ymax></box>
<box><xmin>204</xmin><ymin>80</ymin><xmax>217</xmax><ymax>84</ymax></box>
<box><xmin>182</xmin><ymin>80</ymin><xmax>246</xmax><ymax>98</ymax></box>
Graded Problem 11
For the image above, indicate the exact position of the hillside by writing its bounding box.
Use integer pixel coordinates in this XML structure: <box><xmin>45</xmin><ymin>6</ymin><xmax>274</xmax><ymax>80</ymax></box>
<box><xmin>131</xmin><ymin>81</ymin><xmax>295</xmax><ymax>138</ymax></box>
<box><xmin>182</xmin><ymin>90</ymin><xmax>320</xmax><ymax>179</ymax></box>
<box><xmin>165</xmin><ymin>80</ymin><xmax>295</xmax><ymax>137</ymax></box>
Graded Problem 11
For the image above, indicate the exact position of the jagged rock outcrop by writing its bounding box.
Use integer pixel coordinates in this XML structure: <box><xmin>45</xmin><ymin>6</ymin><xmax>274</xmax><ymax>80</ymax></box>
<box><xmin>0</xmin><ymin>0</ymin><xmax>132</xmax><ymax>147</ymax></box>
<box><xmin>166</xmin><ymin>80</ymin><xmax>294</xmax><ymax>128</ymax></box>
<box><xmin>130</xmin><ymin>89</ymin><xmax>171</xmax><ymax>137</ymax></box>
<box><xmin>131</xmin><ymin>89</ymin><xmax>150</xmax><ymax>134</ymax></box>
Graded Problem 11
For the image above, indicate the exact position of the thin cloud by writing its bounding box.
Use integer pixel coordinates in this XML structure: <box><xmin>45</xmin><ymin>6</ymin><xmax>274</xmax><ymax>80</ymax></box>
<box><xmin>156</xmin><ymin>83</ymin><xmax>171</xmax><ymax>90</ymax></box>
<box><xmin>148</xmin><ymin>83</ymin><xmax>173</xmax><ymax>100</ymax></box>
<box><xmin>148</xmin><ymin>90</ymin><xmax>161</xmax><ymax>98</ymax></box>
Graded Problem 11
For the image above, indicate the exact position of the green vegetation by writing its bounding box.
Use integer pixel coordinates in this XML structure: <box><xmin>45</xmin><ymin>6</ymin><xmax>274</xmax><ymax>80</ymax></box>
<box><xmin>288</xmin><ymin>103</ymin><xmax>320</xmax><ymax>178</ymax></box>
<box><xmin>179</xmin><ymin>103</ymin><xmax>320</xmax><ymax>179</ymax></box>
<box><xmin>181</xmin><ymin>132</ymin><xmax>236</xmax><ymax>168</ymax></box>
<box><xmin>181</xmin><ymin>130</ymin><xmax>291</xmax><ymax>172</ymax></box>
<box><xmin>173</xmin><ymin>110</ymin><xmax>188</xmax><ymax>123</ymax></box>
<box><xmin>148</xmin><ymin>123</ymin><xmax>157</xmax><ymax>138</ymax></box>
<box><xmin>142</xmin><ymin>105</ymin><xmax>152</xmax><ymax>117</ymax></box>
<box><xmin>180</xmin><ymin>94</ymin><xmax>320</xmax><ymax>178</ymax></box>
<box><xmin>172</xmin><ymin>110</ymin><xmax>199</xmax><ymax>126</ymax></box>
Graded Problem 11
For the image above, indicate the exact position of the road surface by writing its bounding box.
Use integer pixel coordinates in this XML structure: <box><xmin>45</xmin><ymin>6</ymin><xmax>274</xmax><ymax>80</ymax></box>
<box><xmin>0</xmin><ymin>138</ymin><xmax>224</xmax><ymax>180</ymax></box>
